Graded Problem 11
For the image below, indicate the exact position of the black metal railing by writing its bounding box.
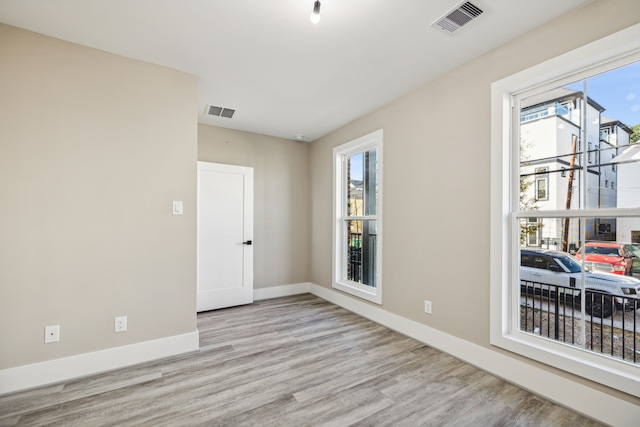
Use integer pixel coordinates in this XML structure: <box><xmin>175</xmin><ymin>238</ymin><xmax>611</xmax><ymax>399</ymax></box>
<box><xmin>347</xmin><ymin>232</ymin><xmax>377</xmax><ymax>285</ymax></box>
<box><xmin>520</xmin><ymin>281</ymin><xmax>639</xmax><ymax>364</ymax></box>
<box><xmin>348</xmin><ymin>246</ymin><xmax>362</xmax><ymax>283</ymax></box>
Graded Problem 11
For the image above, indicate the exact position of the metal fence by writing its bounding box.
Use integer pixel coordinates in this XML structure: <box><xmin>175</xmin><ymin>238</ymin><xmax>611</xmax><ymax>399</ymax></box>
<box><xmin>348</xmin><ymin>246</ymin><xmax>362</xmax><ymax>283</ymax></box>
<box><xmin>520</xmin><ymin>281</ymin><xmax>639</xmax><ymax>364</ymax></box>
<box><xmin>347</xmin><ymin>232</ymin><xmax>376</xmax><ymax>285</ymax></box>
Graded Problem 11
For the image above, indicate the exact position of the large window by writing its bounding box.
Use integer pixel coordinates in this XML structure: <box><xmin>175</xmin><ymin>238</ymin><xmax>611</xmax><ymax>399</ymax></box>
<box><xmin>491</xmin><ymin>24</ymin><xmax>640</xmax><ymax>397</ymax></box>
<box><xmin>333</xmin><ymin>129</ymin><xmax>383</xmax><ymax>304</ymax></box>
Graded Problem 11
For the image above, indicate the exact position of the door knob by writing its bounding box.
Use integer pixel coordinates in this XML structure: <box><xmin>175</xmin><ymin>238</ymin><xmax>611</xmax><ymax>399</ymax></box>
<box><xmin>243</xmin><ymin>240</ymin><xmax>252</xmax><ymax>245</ymax></box>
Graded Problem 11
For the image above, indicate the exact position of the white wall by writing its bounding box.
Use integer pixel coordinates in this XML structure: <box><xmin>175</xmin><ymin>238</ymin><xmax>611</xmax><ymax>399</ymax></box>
<box><xmin>616</xmin><ymin>145</ymin><xmax>640</xmax><ymax>243</ymax></box>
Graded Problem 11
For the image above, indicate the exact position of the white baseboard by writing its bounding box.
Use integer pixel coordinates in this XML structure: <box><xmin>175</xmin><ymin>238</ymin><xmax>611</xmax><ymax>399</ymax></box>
<box><xmin>253</xmin><ymin>282</ymin><xmax>311</xmax><ymax>301</ymax></box>
<box><xmin>0</xmin><ymin>331</ymin><xmax>199</xmax><ymax>396</ymax></box>
<box><xmin>309</xmin><ymin>283</ymin><xmax>639</xmax><ymax>427</ymax></box>
<box><xmin>0</xmin><ymin>283</ymin><xmax>307</xmax><ymax>396</ymax></box>
<box><xmin>3</xmin><ymin>286</ymin><xmax>636</xmax><ymax>425</ymax></box>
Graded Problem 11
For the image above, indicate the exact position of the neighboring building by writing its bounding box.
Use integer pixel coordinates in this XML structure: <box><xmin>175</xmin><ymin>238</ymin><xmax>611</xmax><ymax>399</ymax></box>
<box><xmin>600</xmin><ymin>117</ymin><xmax>631</xmax><ymax>152</ymax></box>
<box><xmin>597</xmin><ymin>117</ymin><xmax>629</xmax><ymax>210</ymax></box>
<box><xmin>613</xmin><ymin>143</ymin><xmax>640</xmax><ymax>244</ymax></box>
<box><xmin>520</xmin><ymin>89</ymin><xmax>631</xmax><ymax>250</ymax></box>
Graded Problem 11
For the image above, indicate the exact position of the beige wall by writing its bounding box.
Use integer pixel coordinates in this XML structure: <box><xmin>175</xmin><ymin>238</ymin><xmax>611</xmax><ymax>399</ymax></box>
<box><xmin>310</xmin><ymin>0</ymin><xmax>640</xmax><ymax>402</ymax></box>
<box><xmin>198</xmin><ymin>125</ymin><xmax>310</xmax><ymax>288</ymax></box>
<box><xmin>0</xmin><ymin>25</ymin><xmax>198</xmax><ymax>369</ymax></box>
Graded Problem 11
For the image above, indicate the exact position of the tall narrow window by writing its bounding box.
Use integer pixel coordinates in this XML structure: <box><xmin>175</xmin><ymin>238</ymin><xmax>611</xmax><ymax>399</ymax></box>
<box><xmin>333</xmin><ymin>130</ymin><xmax>383</xmax><ymax>304</ymax></box>
<box><xmin>534</xmin><ymin>167</ymin><xmax>549</xmax><ymax>201</ymax></box>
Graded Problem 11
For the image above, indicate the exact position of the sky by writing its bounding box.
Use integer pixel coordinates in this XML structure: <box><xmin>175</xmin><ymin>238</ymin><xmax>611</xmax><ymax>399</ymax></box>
<box><xmin>349</xmin><ymin>153</ymin><xmax>363</xmax><ymax>181</ymax></box>
<box><xmin>566</xmin><ymin>61</ymin><xmax>640</xmax><ymax>127</ymax></box>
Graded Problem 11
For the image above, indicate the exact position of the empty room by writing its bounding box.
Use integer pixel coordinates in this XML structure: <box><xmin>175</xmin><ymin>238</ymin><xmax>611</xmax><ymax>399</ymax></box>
<box><xmin>1</xmin><ymin>0</ymin><xmax>640</xmax><ymax>425</ymax></box>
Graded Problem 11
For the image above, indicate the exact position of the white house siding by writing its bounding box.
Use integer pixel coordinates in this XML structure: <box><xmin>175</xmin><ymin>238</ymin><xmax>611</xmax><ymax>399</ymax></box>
<box><xmin>520</xmin><ymin>94</ymin><xmax>609</xmax><ymax>248</ymax></box>
<box><xmin>614</xmin><ymin>144</ymin><xmax>640</xmax><ymax>244</ymax></box>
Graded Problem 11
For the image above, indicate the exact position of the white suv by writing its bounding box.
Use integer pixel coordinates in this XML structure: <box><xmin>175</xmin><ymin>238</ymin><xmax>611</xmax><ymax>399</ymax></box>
<box><xmin>520</xmin><ymin>249</ymin><xmax>640</xmax><ymax>317</ymax></box>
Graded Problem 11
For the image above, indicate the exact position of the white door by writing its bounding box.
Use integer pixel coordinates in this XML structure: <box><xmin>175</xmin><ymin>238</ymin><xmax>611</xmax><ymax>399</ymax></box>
<box><xmin>197</xmin><ymin>161</ymin><xmax>253</xmax><ymax>312</ymax></box>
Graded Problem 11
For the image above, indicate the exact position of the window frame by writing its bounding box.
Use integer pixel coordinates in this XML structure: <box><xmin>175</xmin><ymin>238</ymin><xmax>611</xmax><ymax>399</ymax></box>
<box><xmin>490</xmin><ymin>23</ymin><xmax>640</xmax><ymax>397</ymax></box>
<box><xmin>333</xmin><ymin>129</ymin><xmax>383</xmax><ymax>304</ymax></box>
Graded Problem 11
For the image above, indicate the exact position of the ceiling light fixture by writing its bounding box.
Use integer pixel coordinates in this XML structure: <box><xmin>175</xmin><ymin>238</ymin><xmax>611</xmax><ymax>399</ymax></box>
<box><xmin>310</xmin><ymin>1</ymin><xmax>321</xmax><ymax>24</ymax></box>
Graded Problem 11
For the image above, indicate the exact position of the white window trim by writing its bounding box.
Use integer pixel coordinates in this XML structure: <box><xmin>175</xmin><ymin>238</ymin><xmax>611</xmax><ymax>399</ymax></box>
<box><xmin>333</xmin><ymin>129</ymin><xmax>383</xmax><ymax>304</ymax></box>
<box><xmin>490</xmin><ymin>23</ymin><xmax>640</xmax><ymax>397</ymax></box>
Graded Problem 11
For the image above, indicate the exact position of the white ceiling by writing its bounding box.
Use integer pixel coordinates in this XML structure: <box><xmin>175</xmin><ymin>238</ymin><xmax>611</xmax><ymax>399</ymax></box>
<box><xmin>0</xmin><ymin>0</ymin><xmax>592</xmax><ymax>142</ymax></box>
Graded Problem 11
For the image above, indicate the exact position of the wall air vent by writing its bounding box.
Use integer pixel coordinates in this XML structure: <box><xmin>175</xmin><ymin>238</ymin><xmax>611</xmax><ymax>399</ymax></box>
<box><xmin>431</xmin><ymin>1</ymin><xmax>483</xmax><ymax>35</ymax></box>
<box><xmin>206</xmin><ymin>105</ymin><xmax>235</xmax><ymax>119</ymax></box>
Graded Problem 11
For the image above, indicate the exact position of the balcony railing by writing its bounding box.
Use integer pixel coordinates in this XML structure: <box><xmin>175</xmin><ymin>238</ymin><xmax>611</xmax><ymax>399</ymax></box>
<box><xmin>520</xmin><ymin>280</ymin><xmax>639</xmax><ymax>364</ymax></box>
<box><xmin>520</xmin><ymin>102</ymin><xmax>571</xmax><ymax>123</ymax></box>
<box><xmin>347</xmin><ymin>232</ymin><xmax>377</xmax><ymax>285</ymax></box>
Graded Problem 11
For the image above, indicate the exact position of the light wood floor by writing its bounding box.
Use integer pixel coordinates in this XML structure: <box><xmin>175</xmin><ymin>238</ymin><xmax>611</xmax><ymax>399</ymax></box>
<box><xmin>0</xmin><ymin>294</ymin><xmax>601</xmax><ymax>426</ymax></box>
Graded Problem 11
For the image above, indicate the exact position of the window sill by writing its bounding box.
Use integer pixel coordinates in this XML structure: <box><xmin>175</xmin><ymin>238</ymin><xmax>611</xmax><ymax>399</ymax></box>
<box><xmin>491</xmin><ymin>328</ymin><xmax>640</xmax><ymax>398</ymax></box>
<box><xmin>333</xmin><ymin>280</ymin><xmax>382</xmax><ymax>305</ymax></box>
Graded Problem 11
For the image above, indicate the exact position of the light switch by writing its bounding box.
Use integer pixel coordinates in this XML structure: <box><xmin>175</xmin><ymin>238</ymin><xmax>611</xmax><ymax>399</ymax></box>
<box><xmin>173</xmin><ymin>201</ymin><xmax>183</xmax><ymax>215</ymax></box>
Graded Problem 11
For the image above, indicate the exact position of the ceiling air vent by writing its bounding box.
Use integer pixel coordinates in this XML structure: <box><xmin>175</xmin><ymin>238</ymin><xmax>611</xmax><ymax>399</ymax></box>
<box><xmin>206</xmin><ymin>105</ymin><xmax>235</xmax><ymax>119</ymax></box>
<box><xmin>432</xmin><ymin>1</ymin><xmax>483</xmax><ymax>35</ymax></box>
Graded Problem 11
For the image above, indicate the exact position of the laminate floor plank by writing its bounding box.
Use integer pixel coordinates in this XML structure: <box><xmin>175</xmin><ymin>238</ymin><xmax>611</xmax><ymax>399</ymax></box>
<box><xmin>0</xmin><ymin>294</ymin><xmax>603</xmax><ymax>426</ymax></box>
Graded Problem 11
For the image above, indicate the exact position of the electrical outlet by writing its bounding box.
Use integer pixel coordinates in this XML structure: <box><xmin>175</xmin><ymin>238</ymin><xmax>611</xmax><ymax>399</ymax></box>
<box><xmin>115</xmin><ymin>316</ymin><xmax>127</xmax><ymax>333</ymax></box>
<box><xmin>45</xmin><ymin>325</ymin><xmax>60</xmax><ymax>343</ymax></box>
<box><xmin>424</xmin><ymin>300</ymin><xmax>433</xmax><ymax>315</ymax></box>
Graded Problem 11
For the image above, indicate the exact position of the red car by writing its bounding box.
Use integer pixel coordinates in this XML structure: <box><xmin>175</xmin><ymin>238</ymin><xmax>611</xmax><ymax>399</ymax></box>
<box><xmin>575</xmin><ymin>242</ymin><xmax>636</xmax><ymax>276</ymax></box>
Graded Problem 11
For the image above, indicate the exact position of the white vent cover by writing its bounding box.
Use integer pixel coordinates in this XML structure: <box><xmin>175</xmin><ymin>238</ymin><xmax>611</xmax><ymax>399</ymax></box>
<box><xmin>432</xmin><ymin>1</ymin><xmax>483</xmax><ymax>34</ymax></box>
<box><xmin>206</xmin><ymin>105</ymin><xmax>235</xmax><ymax>119</ymax></box>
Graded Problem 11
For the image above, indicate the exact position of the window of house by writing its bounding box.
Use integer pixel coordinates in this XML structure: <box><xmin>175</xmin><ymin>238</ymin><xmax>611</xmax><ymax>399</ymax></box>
<box><xmin>534</xmin><ymin>167</ymin><xmax>549</xmax><ymax>201</ymax></box>
<box><xmin>333</xmin><ymin>129</ymin><xmax>383</xmax><ymax>304</ymax></box>
<box><xmin>490</xmin><ymin>24</ymin><xmax>640</xmax><ymax>397</ymax></box>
